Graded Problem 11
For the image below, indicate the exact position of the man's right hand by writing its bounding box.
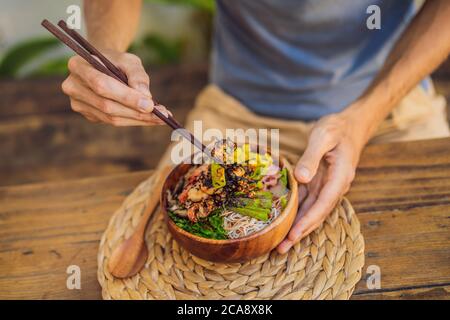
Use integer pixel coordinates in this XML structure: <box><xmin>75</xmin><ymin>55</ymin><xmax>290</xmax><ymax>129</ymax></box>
<box><xmin>62</xmin><ymin>49</ymin><xmax>169</xmax><ymax>126</ymax></box>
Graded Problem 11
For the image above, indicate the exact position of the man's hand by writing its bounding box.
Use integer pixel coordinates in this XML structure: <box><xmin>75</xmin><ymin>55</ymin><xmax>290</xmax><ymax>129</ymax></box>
<box><xmin>275</xmin><ymin>0</ymin><xmax>450</xmax><ymax>255</ymax></box>
<box><xmin>62</xmin><ymin>49</ymin><xmax>169</xmax><ymax>126</ymax></box>
<box><xmin>277</xmin><ymin>111</ymin><xmax>367</xmax><ymax>254</ymax></box>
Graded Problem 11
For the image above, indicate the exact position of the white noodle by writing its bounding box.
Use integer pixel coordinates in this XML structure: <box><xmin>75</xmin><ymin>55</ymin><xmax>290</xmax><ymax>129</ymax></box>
<box><xmin>169</xmin><ymin>179</ymin><xmax>287</xmax><ymax>239</ymax></box>
<box><xmin>221</xmin><ymin>198</ymin><xmax>282</xmax><ymax>239</ymax></box>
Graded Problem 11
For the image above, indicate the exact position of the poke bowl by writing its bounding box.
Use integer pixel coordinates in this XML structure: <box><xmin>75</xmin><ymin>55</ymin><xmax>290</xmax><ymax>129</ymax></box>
<box><xmin>161</xmin><ymin>141</ymin><xmax>299</xmax><ymax>263</ymax></box>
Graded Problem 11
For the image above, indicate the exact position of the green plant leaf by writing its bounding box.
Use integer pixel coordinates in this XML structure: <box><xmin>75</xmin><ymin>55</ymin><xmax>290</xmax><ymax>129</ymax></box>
<box><xmin>168</xmin><ymin>210</ymin><xmax>228</xmax><ymax>239</ymax></box>
<box><xmin>280</xmin><ymin>168</ymin><xmax>288</xmax><ymax>187</ymax></box>
<box><xmin>145</xmin><ymin>0</ymin><xmax>215</xmax><ymax>13</ymax></box>
<box><xmin>0</xmin><ymin>37</ymin><xmax>61</xmax><ymax>77</ymax></box>
<box><xmin>29</xmin><ymin>56</ymin><xmax>70</xmax><ymax>77</ymax></box>
<box><xmin>141</xmin><ymin>34</ymin><xmax>182</xmax><ymax>64</ymax></box>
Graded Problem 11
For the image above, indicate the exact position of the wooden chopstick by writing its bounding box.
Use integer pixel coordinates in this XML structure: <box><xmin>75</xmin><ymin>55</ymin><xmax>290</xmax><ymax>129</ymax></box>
<box><xmin>57</xmin><ymin>20</ymin><xmax>129</xmax><ymax>84</ymax></box>
<box><xmin>41</xmin><ymin>19</ymin><xmax>211</xmax><ymax>157</ymax></box>
<box><xmin>42</xmin><ymin>19</ymin><xmax>180</xmax><ymax>130</ymax></box>
<box><xmin>41</xmin><ymin>19</ymin><xmax>123</xmax><ymax>83</ymax></box>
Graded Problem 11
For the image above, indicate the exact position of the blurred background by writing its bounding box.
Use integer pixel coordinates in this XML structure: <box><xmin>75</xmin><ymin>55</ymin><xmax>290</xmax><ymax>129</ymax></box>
<box><xmin>0</xmin><ymin>0</ymin><xmax>449</xmax><ymax>187</ymax></box>
<box><xmin>0</xmin><ymin>0</ymin><xmax>213</xmax><ymax>75</ymax></box>
<box><xmin>0</xmin><ymin>0</ymin><xmax>213</xmax><ymax>186</ymax></box>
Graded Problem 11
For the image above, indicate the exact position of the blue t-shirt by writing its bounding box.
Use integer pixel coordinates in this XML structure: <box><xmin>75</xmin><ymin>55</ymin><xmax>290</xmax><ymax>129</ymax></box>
<box><xmin>210</xmin><ymin>0</ymin><xmax>416</xmax><ymax>121</ymax></box>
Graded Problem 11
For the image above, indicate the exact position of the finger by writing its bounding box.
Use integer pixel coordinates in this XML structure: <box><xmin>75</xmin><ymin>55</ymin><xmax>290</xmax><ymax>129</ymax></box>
<box><xmin>108</xmin><ymin>117</ymin><xmax>160</xmax><ymax>127</ymax></box>
<box><xmin>84</xmin><ymin>114</ymin><xmax>99</xmax><ymax>123</ymax></box>
<box><xmin>288</xmin><ymin>156</ymin><xmax>351</xmax><ymax>243</ymax></box>
<box><xmin>116</xmin><ymin>54</ymin><xmax>175</xmax><ymax>119</ymax></box>
<box><xmin>278</xmin><ymin>166</ymin><xmax>325</xmax><ymax>255</ymax></box>
<box><xmin>288</xmin><ymin>162</ymin><xmax>326</xmax><ymax>242</ymax></box>
<box><xmin>277</xmin><ymin>191</ymin><xmax>317</xmax><ymax>254</ymax></box>
<box><xmin>277</xmin><ymin>187</ymin><xmax>316</xmax><ymax>254</ymax></box>
<box><xmin>63</xmin><ymin>75</ymin><xmax>162</xmax><ymax>124</ymax></box>
<box><xmin>71</xmin><ymin>99</ymin><xmax>158</xmax><ymax>126</ymax></box>
<box><xmin>297</xmin><ymin>192</ymin><xmax>318</xmax><ymax>220</ymax></box>
<box><xmin>70</xmin><ymin>98</ymin><xmax>110</xmax><ymax>123</ymax></box>
<box><xmin>155</xmin><ymin>104</ymin><xmax>172</xmax><ymax>117</ymax></box>
<box><xmin>149</xmin><ymin>104</ymin><xmax>175</xmax><ymax>125</ymax></box>
<box><xmin>117</xmin><ymin>54</ymin><xmax>151</xmax><ymax>97</ymax></box>
<box><xmin>68</xmin><ymin>56</ymin><xmax>154</xmax><ymax>113</ymax></box>
<box><xmin>295</xmin><ymin>127</ymin><xmax>338</xmax><ymax>183</ymax></box>
<box><xmin>277</xmin><ymin>239</ymin><xmax>294</xmax><ymax>254</ymax></box>
<box><xmin>298</xmin><ymin>184</ymin><xmax>308</xmax><ymax>206</ymax></box>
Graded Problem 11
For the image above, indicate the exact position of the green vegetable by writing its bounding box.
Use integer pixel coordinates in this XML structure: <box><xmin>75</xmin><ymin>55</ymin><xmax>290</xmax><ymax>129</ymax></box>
<box><xmin>208</xmin><ymin>210</ymin><xmax>226</xmax><ymax>234</ymax></box>
<box><xmin>235</xmin><ymin>198</ymin><xmax>270</xmax><ymax>210</ymax></box>
<box><xmin>250</xmin><ymin>166</ymin><xmax>262</xmax><ymax>180</ymax></box>
<box><xmin>280</xmin><ymin>168</ymin><xmax>288</xmax><ymax>188</ymax></box>
<box><xmin>255</xmin><ymin>191</ymin><xmax>273</xmax><ymax>201</ymax></box>
<box><xmin>256</xmin><ymin>180</ymin><xmax>264</xmax><ymax>190</ymax></box>
<box><xmin>230</xmin><ymin>191</ymin><xmax>274</xmax><ymax>221</ymax></box>
<box><xmin>211</xmin><ymin>163</ymin><xmax>226</xmax><ymax>189</ymax></box>
<box><xmin>168</xmin><ymin>210</ymin><xmax>228</xmax><ymax>240</ymax></box>
<box><xmin>279</xmin><ymin>195</ymin><xmax>288</xmax><ymax>210</ymax></box>
<box><xmin>232</xmin><ymin>207</ymin><xmax>270</xmax><ymax>221</ymax></box>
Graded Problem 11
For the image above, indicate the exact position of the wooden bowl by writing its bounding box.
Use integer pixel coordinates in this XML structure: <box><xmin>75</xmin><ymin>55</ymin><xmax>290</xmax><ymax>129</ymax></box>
<box><xmin>161</xmin><ymin>155</ymin><xmax>298</xmax><ymax>263</ymax></box>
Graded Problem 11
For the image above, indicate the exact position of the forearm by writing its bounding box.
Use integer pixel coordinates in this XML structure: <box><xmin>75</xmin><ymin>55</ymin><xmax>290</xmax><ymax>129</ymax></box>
<box><xmin>84</xmin><ymin>0</ymin><xmax>142</xmax><ymax>52</ymax></box>
<box><xmin>282</xmin><ymin>1</ymin><xmax>450</xmax><ymax>251</ymax></box>
<box><xmin>344</xmin><ymin>0</ymin><xmax>450</xmax><ymax>144</ymax></box>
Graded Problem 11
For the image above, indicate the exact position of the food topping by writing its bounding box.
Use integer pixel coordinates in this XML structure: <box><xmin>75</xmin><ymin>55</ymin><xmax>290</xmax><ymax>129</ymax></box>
<box><xmin>167</xmin><ymin>140</ymin><xmax>290</xmax><ymax>239</ymax></box>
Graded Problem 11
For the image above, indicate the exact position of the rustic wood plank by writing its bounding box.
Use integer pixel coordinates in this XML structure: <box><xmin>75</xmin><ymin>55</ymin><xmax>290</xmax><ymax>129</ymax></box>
<box><xmin>435</xmin><ymin>80</ymin><xmax>450</xmax><ymax>122</ymax></box>
<box><xmin>0</xmin><ymin>138</ymin><xmax>449</xmax><ymax>299</ymax></box>
<box><xmin>353</xmin><ymin>285</ymin><xmax>450</xmax><ymax>300</ymax></box>
<box><xmin>0</xmin><ymin>171</ymin><xmax>150</xmax><ymax>299</ymax></box>
<box><xmin>432</xmin><ymin>57</ymin><xmax>450</xmax><ymax>80</ymax></box>
<box><xmin>0</xmin><ymin>113</ymin><xmax>174</xmax><ymax>186</ymax></box>
<box><xmin>354</xmin><ymin>205</ymin><xmax>450</xmax><ymax>295</ymax></box>
<box><xmin>1</xmin><ymin>62</ymin><xmax>449</xmax><ymax>187</ymax></box>
<box><xmin>350</xmin><ymin>138</ymin><xmax>450</xmax><ymax>213</ymax></box>
<box><xmin>350</xmin><ymin>138</ymin><xmax>450</xmax><ymax>298</ymax></box>
<box><xmin>0</xmin><ymin>64</ymin><xmax>208</xmax><ymax>117</ymax></box>
<box><xmin>0</xmin><ymin>64</ymin><xmax>207</xmax><ymax>187</ymax></box>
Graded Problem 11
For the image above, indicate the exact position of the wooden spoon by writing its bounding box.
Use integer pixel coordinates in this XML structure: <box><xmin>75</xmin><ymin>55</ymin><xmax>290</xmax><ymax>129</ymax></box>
<box><xmin>108</xmin><ymin>166</ymin><xmax>171</xmax><ymax>278</ymax></box>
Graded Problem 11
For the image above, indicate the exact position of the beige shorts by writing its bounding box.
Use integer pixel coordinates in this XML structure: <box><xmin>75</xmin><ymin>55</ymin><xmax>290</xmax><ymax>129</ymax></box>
<box><xmin>158</xmin><ymin>83</ymin><xmax>449</xmax><ymax>166</ymax></box>
<box><xmin>370</xmin><ymin>84</ymin><xmax>449</xmax><ymax>143</ymax></box>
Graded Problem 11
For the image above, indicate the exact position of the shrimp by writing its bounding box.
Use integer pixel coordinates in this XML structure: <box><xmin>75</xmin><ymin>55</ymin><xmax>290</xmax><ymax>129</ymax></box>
<box><xmin>178</xmin><ymin>164</ymin><xmax>209</xmax><ymax>204</ymax></box>
<box><xmin>178</xmin><ymin>187</ymin><xmax>190</xmax><ymax>203</ymax></box>
<box><xmin>186</xmin><ymin>200</ymin><xmax>215</xmax><ymax>222</ymax></box>
<box><xmin>186</xmin><ymin>164</ymin><xmax>208</xmax><ymax>184</ymax></box>
<box><xmin>187</xmin><ymin>187</ymin><xmax>209</xmax><ymax>202</ymax></box>
<box><xmin>187</xmin><ymin>204</ymin><xmax>199</xmax><ymax>222</ymax></box>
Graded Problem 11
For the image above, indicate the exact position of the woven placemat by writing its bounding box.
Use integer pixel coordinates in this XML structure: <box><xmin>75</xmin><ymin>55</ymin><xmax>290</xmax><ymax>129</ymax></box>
<box><xmin>97</xmin><ymin>173</ymin><xmax>365</xmax><ymax>300</ymax></box>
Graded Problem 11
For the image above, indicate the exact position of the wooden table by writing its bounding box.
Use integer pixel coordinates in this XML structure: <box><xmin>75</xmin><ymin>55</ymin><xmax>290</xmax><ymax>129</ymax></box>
<box><xmin>0</xmin><ymin>65</ymin><xmax>207</xmax><ymax>187</ymax></box>
<box><xmin>1</xmin><ymin>138</ymin><xmax>449</xmax><ymax>300</ymax></box>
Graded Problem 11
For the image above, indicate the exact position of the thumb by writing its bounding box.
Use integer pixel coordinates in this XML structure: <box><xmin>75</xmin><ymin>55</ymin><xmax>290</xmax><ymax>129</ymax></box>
<box><xmin>295</xmin><ymin>130</ymin><xmax>336</xmax><ymax>183</ymax></box>
<box><xmin>120</xmin><ymin>54</ymin><xmax>152</xmax><ymax>98</ymax></box>
<box><xmin>127</xmin><ymin>70</ymin><xmax>151</xmax><ymax>98</ymax></box>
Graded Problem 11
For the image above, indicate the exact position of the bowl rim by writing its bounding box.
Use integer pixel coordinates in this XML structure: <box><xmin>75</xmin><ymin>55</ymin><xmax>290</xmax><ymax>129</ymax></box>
<box><xmin>162</xmin><ymin>153</ymin><xmax>298</xmax><ymax>244</ymax></box>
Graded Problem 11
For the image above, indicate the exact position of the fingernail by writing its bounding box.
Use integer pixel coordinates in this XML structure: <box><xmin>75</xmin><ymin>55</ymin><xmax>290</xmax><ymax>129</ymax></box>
<box><xmin>278</xmin><ymin>241</ymin><xmax>292</xmax><ymax>254</ymax></box>
<box><xmin>297</xmin><ymin>166</ymin><xmax>310</xmax><ymax>180</ymax></box>
<box><xmin>155</xmin><ymin>105</ymin><xmax>169</xmax><ymax>118</ymax></box>
<box><xmin>138</xmin><ymin>97</ymin><xmax>153</xmax><ymax>111</ymax></box>
<box><xmin>137</xmin><ymin>83</ymin><xmax>151</xmax><ymax>97</ymax></box>
<box><xmin>289</xmin><ymin>231</ymin><xmax>302</xmax><ymax>242</ymax></box>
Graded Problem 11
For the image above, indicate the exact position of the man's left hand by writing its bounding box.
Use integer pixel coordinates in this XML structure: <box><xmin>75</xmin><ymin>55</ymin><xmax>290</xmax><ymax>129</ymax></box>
<box><xmin>277</xmin><ymin>111</ymin><xmax>367</xmax><ymax>254</ymax></box>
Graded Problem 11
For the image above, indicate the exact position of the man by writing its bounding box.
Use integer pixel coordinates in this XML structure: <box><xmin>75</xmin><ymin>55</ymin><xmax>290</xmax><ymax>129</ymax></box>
<box><xmin>61</xmin><ymin>0</ymin><xmax>450</xmax><ymax>254</ymax></box>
